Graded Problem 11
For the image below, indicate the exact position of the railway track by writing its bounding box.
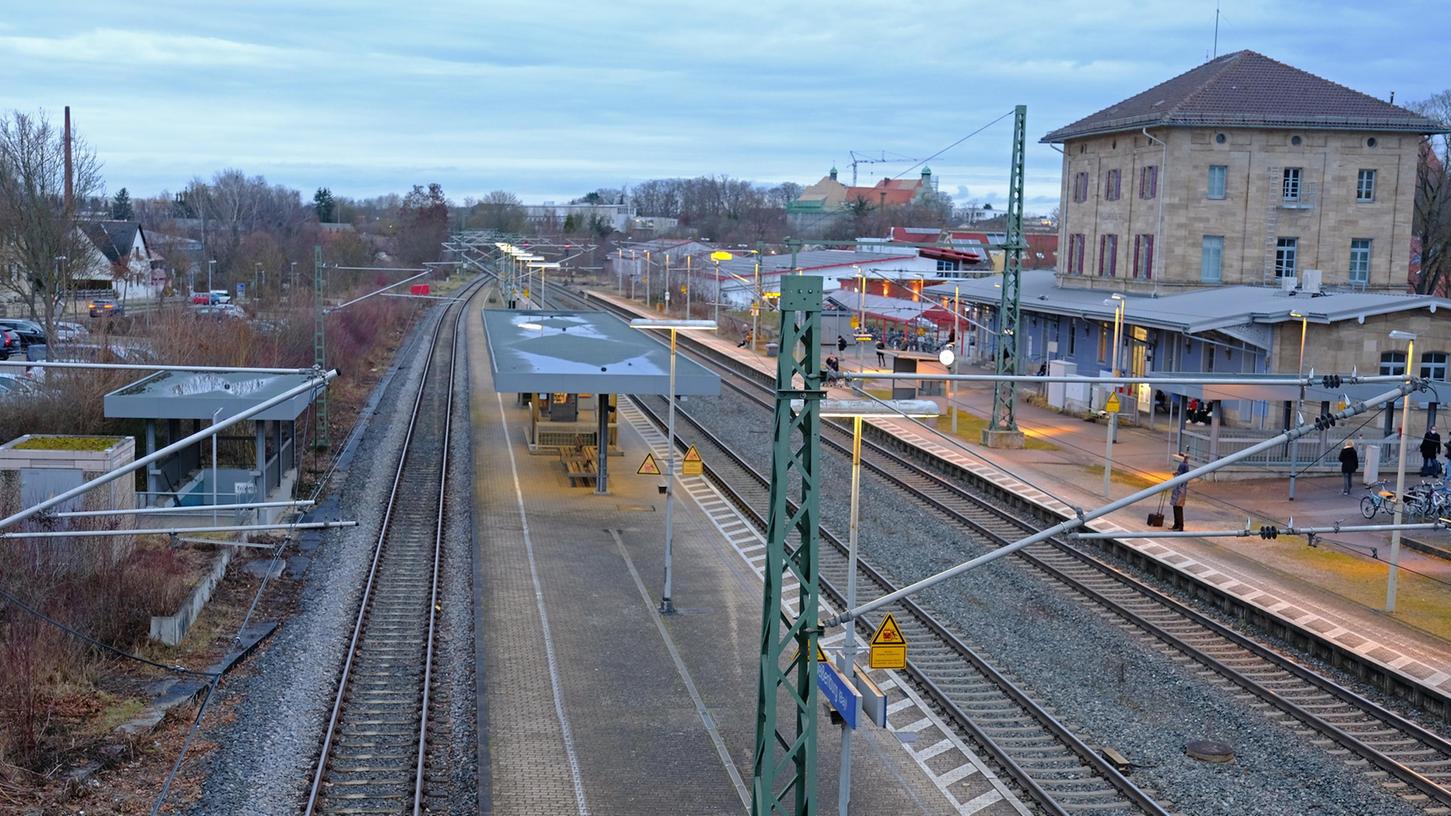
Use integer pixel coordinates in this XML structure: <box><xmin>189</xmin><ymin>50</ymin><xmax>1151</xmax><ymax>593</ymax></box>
<box><xmin>303</xmin><ymin>282</ymin><xmax>473</xmax><ymax>816</ymax></box>
<box><xmin>630</xmin><ymin>392</ymin><xmax>1168</xmax><ymax>816</ymax></box>
<box><xmin>550</xmin><ymin>281</ymin><xmax>1451</xmax><ymax>813</ymax></box>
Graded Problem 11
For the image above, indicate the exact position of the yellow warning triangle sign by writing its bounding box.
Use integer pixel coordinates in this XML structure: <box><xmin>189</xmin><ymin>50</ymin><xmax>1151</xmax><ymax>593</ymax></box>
<box><xmin>637</xmin><ymin>452</ymin><xmax>661</xmax><ymax>476</ymax></box>
<box><xmin>683</xmin><ymin>445</ymin><xmax>702</xmax><ymax>463</ymax></box>
<box><xmin>1105</xmin><ymin>392</ymin><xmax>1121</xmax><ymax>413</ymax></box>
<box><xmin>870</xmin><ymin>613</ymin><xmax>906</xmax><ymax>647</ymax></box>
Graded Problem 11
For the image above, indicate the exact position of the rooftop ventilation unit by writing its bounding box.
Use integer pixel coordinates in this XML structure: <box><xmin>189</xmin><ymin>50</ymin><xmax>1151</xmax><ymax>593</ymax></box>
<box><xmin>1301</xmin><ymin>269</ymin><xmax>1322</xmax><ymax>294</ymax></box>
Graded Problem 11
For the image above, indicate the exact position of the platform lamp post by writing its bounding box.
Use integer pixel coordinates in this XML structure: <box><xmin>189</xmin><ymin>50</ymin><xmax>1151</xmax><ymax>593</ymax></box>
<box><xmin>1288</xmin><ymin>310</ymin><xmax>1309</xmax><ymax>501</ymax></box>
<box><xmin>630</xmin><ymin>318</ymin><xmax>718</xmax><ymax>614</ymax></box>
<box><xmin>952</xmin><ymin>285</ymin><xmax>962</xmax><ymax>433</ymax></box>
<box><xmin>709</xmin><ymin>250</ymin><xmax>733</xmax><ymax>327</ymax></box>
<box><xmin>1103</xmin><ymin>294</ymin><xmax>1125</xmax><ymax>499</ymax></box>
<box><xmin>813</xmin><ymin>397</ymin><xmax>938</xmax><ymax>816</ymax></box>
<box><xmin>1386</xmin><ymin>329</ymin><xmax>1416</xmax><ymax>613</ymax></box>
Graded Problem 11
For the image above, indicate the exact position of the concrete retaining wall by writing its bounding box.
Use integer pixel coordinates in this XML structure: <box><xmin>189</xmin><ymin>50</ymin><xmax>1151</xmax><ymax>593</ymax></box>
<box><xmin>150</xmin><ymin>548</ymin><xmax>233</xmax><ymax>646</ymax></box>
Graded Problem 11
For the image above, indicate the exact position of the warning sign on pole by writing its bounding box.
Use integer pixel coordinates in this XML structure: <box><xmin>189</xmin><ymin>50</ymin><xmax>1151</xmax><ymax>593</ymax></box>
<box><xmin>869</xmin><ymin>613</ymin><xmax>907</xmax><ymax>670</ymax></box>
<box><xmin>1104</xmin><ymin>392</ymin><xmax>1121</xmax><ymax>414</ymax></box>
<box><xmin>682</xmin><ymin>445</ymin><xmax>703</xmax><ymax>477</ymax></box>
<box><xmin>637</xmin><ymin>452</ymin><xmax>662</xmax><ymax>476</ymax></box>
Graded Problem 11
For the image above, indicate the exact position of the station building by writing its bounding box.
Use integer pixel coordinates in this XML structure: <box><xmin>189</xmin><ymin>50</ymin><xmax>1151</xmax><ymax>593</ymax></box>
<box><xmin>934</xmin><ymin>51</ymin><xmax>1451</xmax><ymax>436</ymax></box>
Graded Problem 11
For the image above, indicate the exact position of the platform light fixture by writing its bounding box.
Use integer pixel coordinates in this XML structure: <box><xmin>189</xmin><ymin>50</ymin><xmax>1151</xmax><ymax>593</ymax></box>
<box><xmin>1386</xmin><ymin>329</ymin><xmax>1417</xmax><ymax>614</ymax></box>
<box><xmin>629</xmin><ymin>318</ymin><xmax>718</xmax><ymax>614</ymax></box>
<box><xmin>1288</xmin><ymin>310</ymin><xmax>1310</xmax><ymax>501</ymax></box>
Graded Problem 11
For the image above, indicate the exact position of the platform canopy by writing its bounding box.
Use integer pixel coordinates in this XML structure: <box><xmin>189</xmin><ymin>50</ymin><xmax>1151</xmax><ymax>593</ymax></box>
<box><xmin>482</xmin><ymin>309</ymin><xmax>721</xmax><ymax>396</ymax></box>
<box><xmin>104</xmin><ymin>371</ymin><xmax>322</xmax><ymax>421</ymax></box>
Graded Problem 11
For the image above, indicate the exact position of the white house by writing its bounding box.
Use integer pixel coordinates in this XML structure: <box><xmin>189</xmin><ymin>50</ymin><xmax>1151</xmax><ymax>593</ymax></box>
<box><xmin>77</xmin><ymin>221</ymin><xmax>167</xmax><ymax>302</ymax></box>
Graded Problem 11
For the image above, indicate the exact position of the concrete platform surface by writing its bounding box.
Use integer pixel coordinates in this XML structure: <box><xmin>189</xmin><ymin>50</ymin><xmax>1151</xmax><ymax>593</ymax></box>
<box><xmin>468</xmin><ymin>306</ymin><xmax>1026</xmax><ymax>815</ymax></box>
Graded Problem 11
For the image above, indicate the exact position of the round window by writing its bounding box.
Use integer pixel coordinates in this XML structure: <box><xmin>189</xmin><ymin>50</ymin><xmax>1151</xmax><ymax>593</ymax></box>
<box><xmin>1367</xmin><ymin>137</ymin><xmax>1378</xmax><ymax>148</ymax></box>
<box><xmin>1215</xmin><ymin>133</ymin><xmax>1227</xmax><ymax>144</ymax></box>
<box><xmin>1291</xmin><ymin>135</ymin><xmax>1303</xmax><ymax>146</ymax></box>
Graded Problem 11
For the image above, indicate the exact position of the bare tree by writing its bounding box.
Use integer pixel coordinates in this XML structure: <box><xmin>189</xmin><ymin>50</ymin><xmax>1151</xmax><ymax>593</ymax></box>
<box><xmin>0</xmin><ymin>110</ymin><xmax>105</xmax><ymax>341</ymax></box>
<box><xmin>1409</xmin><ymin>91</ymin><xmax>1451</xmax><ymax>296</ymax></box>
<box><xmin>473</xmin><ymin>189</ymin><xmax>524</xmax><ymax>233</ymax></box>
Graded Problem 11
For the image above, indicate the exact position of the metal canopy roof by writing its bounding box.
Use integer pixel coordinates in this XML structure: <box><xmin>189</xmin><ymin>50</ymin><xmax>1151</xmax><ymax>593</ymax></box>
<box><xmin>481</xmin><ymin>309</ymin><xmax>721</xmax><ymax>396</ymax></box>
<box><xmin>104</xmin><ymin>371</ymin><xmax>321</xmax><ymax>421</ymax></box>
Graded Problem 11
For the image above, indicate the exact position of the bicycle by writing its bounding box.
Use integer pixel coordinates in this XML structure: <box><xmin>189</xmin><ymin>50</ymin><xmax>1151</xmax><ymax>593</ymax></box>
<box><xmin>1359</xmin><ymin>480</ymin><xmax>1423</xmax><ymax>520</ymax></box>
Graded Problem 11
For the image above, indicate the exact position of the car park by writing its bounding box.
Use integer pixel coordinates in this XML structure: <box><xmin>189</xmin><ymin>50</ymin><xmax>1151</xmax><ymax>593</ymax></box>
<box><xmin>88</xmin><ymin>298</ymin><xmax>125</xmax><ymax>317</ymax></box>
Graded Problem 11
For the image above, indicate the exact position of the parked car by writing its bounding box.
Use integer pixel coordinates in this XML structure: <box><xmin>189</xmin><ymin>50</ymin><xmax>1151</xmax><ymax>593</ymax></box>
<box><xmin>195</xmin><ymin>303</ymin><xmax>246</xmax><ymax>319</ymax></box>
<box><xmin>88</xmin><ymin>298</ymin><xmax>125</xmax><ymax>317</ymax></box>
<box><xmin>0</xmin><ymin>373</ymin><xmax>40</xmax><ymax>398</ymax></box>
<box><xmin>209</xmin><ymin>289</ymin><xmax>233</xmax><ymax>304</ymax></box>
<box><xmin>191</xmin><ymin>291</ymin><xmax>212</xmax><ymax>304</ymax></box>
<box><xmin>53</xmin><ymin>321</ymin><xmax>89</xmax><ymax>342</ymax></box>
<box><xmin>0</xmin><ymin>329</ymin><xmax>17</xmax><ymax>360</ymax></box>
<box><xmin>0</xmin><ymin>319</ymin><xmax>45</xmax><ymax>347</ymax></box>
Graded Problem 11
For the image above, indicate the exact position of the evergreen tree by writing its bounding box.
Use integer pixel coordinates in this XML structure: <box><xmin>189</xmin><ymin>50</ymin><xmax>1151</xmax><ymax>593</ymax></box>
<box><xmin>313</xmin><ymin>187</ymin><xmax>336</xmax><ymax>222</ymax></box>
<box><xmin>111</xmin><ymin>187</ymin><xmax>133</xmax><ymax>220</ymax></box>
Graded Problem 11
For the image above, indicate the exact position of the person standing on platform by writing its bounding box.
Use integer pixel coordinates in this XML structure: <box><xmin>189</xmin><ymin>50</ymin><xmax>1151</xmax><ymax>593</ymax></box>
<box><xmin>1420</xmin><ymin>426</ymin><xmax>1442</xmax><ymax>476</ymax></box>
<box><xmin>1339</xmin><ymin>439</ymin><xmax>1359</xmax><ymax>495</ymax></box>
<box><xmin>1169</xmin><ymin>452</ymin><xmax>1191</xmax><ymax>531</ymax></box>
<box><xmin>837</xmin><ymin>335</ymin><xmax>847</xmax><ymax>353</ymax></box>
<box><xmin>875</xmin><ymin>339</ymin><xmax>886</xmax><ymax>367</ymax></box>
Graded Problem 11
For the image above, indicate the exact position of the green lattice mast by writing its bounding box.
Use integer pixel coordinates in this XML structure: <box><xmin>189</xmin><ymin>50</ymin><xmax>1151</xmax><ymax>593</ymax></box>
<box><xmin>313</xmin><ymin>245</ymin><xmax>329</xmax><ymax>450</ymax></box>
<box><xmin>752</xmin><ymin>275</ymin><xmax>824</xmax><ymax>815</ymax></box>
<box><xmin>985</xmin><ymin>105</ymin><xmax>1028</xmax><ymax>447</ymax></box>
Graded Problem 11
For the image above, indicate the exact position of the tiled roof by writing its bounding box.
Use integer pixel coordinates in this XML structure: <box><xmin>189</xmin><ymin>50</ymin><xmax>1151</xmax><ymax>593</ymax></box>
<box><xmin>844</xmin><ymin>187</ymin><xmax>917</xmax><ymax>207</ymax></box>
<box><xmin>1043</xmin><ymin>50</ymin><xmax>1445</xmax><ymax>142</ymax></box>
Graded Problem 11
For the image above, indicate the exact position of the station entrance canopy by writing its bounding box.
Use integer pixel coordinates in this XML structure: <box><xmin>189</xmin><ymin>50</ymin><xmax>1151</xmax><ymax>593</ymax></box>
<box><xmin>481</xmin><ymin>310</ymin><xmax>721</xmax><ymax>396</ymax></box>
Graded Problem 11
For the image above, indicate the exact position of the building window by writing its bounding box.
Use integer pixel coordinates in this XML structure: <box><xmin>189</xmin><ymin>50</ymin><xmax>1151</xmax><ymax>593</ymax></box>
<box><xmin>1215</xmin><ymin>133</ymin><xmax>1227</xmax><ymax>144</ymax></box>
<box><xmin>1105</xmin><ymin>169</ymin><xmax>1121</xmax><ymax>201</ymax></box>
<box><xmin>1207</xmin><ymin>165</ymin><xmax>1227</xmax><ymax>200</ymax></box>
<box><xmin>1380</xmin><ymin>351</ymin><xmax>1406</xmax><ymax>377</ymax></box>
<box><xmin>1291</xmin><ymin>135</ymin><xmax>1303</xmax><ymax>146</ymax></box>
<box><xmin>1132</xmin><ymin>234</ymin><xmax>1154</xmax><ymax>279</ymax></box>
<box><xmin>1421</xmin><ymin>352</ymin><xmax>1449</xmax><ymax>381</ymax></box>
<box><xmin>1367</xmin><ymin>137</ymin><xmax>1378</xmax><ymax>148</ymax></box>
<box><xmin>1067</xmin><ymin>233</ymin><xmax>1086</xmax><ymax>275</ymax></box>
<box><xmin>1098</xmin><ymin>234</ymin><xmax>1119</xmax><ymax>277</ymax></box>
<box><xmin>1348</xmin><ymin>238</ymin><xmax>1372</xmax><ymax>284</ymax></box>
<box><xmin>1068</xmin><ymin>321</ymin><xmax>1076</xmax><ymax>356</ymax></box>
<box><xmin>1072</xmin><ymin>172</ymin><xmax>1089</xmax><ymax>203</ymax></box>
<box><xmin>1356</xmin><ymin>169</ymin><xmax>1376</xmax><ymax>202</ymax></box>
<box><xmin>935</xmin><ymin>258</ymin><xmax>960</xmax><ymax>272</ymax></box>
<box><xmin>1139</xmin><ymin>165</ymin><xmax>1158</xmax><ymax>199</ymax></box>
<box><xmin>1274</xmin><ymin>237</ymin><xmax>1298</xmax><ymax>278</ymax></box>
<box><xmin>1282</xmin><ymin>167</ymin><xmax>1302</xmax><ymax>201</ymax></box>
<box><xmin>1201</xmin><ymin>235</ymin><xmax>1224</xmax><ymax>283</ymax></box>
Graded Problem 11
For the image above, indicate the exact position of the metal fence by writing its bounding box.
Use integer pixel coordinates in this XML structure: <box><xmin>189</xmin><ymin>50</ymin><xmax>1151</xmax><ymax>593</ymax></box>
<box><xmin>1181</xmin><ymin>425</ymin><xmax>1390</xmax><ymax>474</ymax></box>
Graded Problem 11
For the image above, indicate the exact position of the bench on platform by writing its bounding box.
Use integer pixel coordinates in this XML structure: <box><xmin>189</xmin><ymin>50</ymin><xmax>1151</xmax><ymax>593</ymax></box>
<box><xmin>558</xmin><ymin>444</ymin><xmax>598</xmax><ymax>487</ymax></box>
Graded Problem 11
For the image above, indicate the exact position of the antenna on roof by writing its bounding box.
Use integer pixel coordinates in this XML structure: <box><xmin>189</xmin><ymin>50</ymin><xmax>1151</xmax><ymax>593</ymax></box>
<box><xmin>1212</xmin><ymin>0</ymin><xmax>1220</xmax><ymax>59</ymax></box>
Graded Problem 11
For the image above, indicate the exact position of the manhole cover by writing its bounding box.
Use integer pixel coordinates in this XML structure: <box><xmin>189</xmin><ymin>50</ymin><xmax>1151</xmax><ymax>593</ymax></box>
<box><xmin>1185</xmin><ymin>740</ymin><xmax>1234</xmax><ymax>763</ymax></box>
<box><xmin>616</xmin><ymin>504</ymin><xmax>656</xmax><ymax>512</ymax></box>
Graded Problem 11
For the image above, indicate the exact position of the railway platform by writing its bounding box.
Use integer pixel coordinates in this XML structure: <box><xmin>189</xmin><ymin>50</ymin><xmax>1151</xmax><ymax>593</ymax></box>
<box><xmin>466</xmin><ymin>306</ymin><xmax>1028</xmax><ymax>815</ymax></box>
<box><xmin>587</xmin><ymin>288</ymin><xmax>1451</xmax><ymax>711</ymax></box>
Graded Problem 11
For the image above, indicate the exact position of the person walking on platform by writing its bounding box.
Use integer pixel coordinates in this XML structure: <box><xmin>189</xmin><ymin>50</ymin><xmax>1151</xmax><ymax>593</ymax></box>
<box><xmin>1169</xmin><ymin>452</ymin><xmax>1191</xmax><ymax>531</ymax></box>
<box><xmin>875</xmin><ymin>339</ymin><xmax>886</xmax><ymax>367</ymax></box>
<box><xmin>1339</xmin><ymin>439</ymin><xmax>1360</xmax><ymax>495</ymax></box>
<box><xmin>837</xmin><ymin>334</ymin><xmax>847</xmax><ymax>353</ymax></box>
<box><xmin>1420</xmin><ymin>426</ymin><xmax>1442</xmax><ymax>476</ymax></box>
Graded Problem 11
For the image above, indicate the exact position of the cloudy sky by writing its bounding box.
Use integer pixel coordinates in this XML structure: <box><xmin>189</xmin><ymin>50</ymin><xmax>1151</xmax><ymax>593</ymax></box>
<box><xmin>1</xmin><ymin>1</ymin><xmax>1441</xmax><ymax>213</ymax></box>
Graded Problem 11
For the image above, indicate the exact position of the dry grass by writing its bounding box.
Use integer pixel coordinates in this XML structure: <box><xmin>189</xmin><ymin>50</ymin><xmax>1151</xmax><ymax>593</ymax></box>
<box><xmin>934</xmin><ymin>407</ymin><xmax>1061</xmax><ymax>451</ymax></box>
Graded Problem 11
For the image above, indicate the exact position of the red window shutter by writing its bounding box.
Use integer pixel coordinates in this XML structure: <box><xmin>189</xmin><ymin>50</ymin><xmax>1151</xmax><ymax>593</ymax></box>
<box><xmin>1132</xmin><ymin>236</ymin><xmax>1140</xmax><ymax>277</ymax></box>
<box><xmin>1146</xmin><ymin>236</ymin><xmax>1154</xmax><ymax>279</ymax></box>
<box><xmin>1150</xmin><ymin>167</ymin><xmax>1158</xmax><ymax>198</ymax></box>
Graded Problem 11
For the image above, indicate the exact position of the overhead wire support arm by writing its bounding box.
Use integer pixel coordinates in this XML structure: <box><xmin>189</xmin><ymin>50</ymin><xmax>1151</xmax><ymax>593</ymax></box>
<box><xmin>823</xmin><ymin>379</ymin><xmax>1421</xmax><ymax>630</ymax></box>
<box><xmin>986</xmin><ymin>104</ymin><xmax>1028</xmax><ymax>444</ymax></box>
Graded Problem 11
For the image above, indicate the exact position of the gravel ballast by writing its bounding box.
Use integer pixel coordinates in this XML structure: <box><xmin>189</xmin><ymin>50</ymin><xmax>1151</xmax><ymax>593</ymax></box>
<box><xmin>678</xmin><ymin>387</ymin><xmax>1423</xmax><ymax>816</ymax></box>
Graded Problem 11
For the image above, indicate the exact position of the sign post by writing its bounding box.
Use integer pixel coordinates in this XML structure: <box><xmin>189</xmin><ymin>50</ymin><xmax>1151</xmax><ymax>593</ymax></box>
<box><xmin>681</xmin><ymin>445</ymin><xmax>703</xmax><ymax>477</ymax></box>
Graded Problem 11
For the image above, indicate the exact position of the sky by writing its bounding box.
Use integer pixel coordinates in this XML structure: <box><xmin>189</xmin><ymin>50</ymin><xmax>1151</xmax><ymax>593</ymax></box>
<box><xmin>1</xmin><ymin>1</ymin><xmax>1443</xmax><ymax>215</ymax></box>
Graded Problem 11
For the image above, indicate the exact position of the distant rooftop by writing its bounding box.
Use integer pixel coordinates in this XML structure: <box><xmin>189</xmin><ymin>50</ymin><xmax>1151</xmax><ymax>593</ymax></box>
<box><xmin>1043</xmin><ymin>50</ymin><xmax>1446</xmax><ymax>142</ymax></box>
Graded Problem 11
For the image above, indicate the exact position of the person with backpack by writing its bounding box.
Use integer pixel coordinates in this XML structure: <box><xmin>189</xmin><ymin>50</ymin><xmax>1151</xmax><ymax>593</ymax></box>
<box><xmin>1339</xmin><ymin>439</ymin><xmax>1359</xmax><ymax>495</ymax></box>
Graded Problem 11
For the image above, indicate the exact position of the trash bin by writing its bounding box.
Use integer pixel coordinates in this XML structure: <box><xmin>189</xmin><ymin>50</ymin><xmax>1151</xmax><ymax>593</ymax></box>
<box><xmin>765</xmin><ymin>342</ymin><xmax>779</xmax><ymax>358</ymax></box>
<box><xmin>1363</xmin><ymin>443</ymin><xmax>1381</xmax><ymax>484</ymax></box>
<box><xmin>25</xmin><ymin>344</ymin><xmax>47</xmax><ymax>362</ymax></box>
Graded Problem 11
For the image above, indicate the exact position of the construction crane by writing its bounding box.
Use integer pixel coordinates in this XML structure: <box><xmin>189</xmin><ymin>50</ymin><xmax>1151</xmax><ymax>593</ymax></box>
<box><xmin>847</xmin><ymin>149</ymin><xmax>924</xmax><ymax>186</ymax></box>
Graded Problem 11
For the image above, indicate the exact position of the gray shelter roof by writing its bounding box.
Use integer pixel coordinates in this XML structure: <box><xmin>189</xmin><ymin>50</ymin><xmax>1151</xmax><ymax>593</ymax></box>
<box><xmin>1043</xmin><ymin>50</ymin><xmax>1445</xmax><ymax>142</ymax></box>
<box><xmin>104</xmin><ymin>371</ymin><xmax>321</xmax><ymax>421</ymax></box>
<box><xmin>481</xmin><ymin>310</ymin><xmax>721</xmax><ymax>396</ymax></box>
<box><xmin>925</xmin><ymin>271</ymin><xmax>1451</xmax><ymax>348</ymax></box>
<box><xmin>714</xmin><ymin>250</ymin><xmax>917</xmax><ymax>281</ymax></box>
